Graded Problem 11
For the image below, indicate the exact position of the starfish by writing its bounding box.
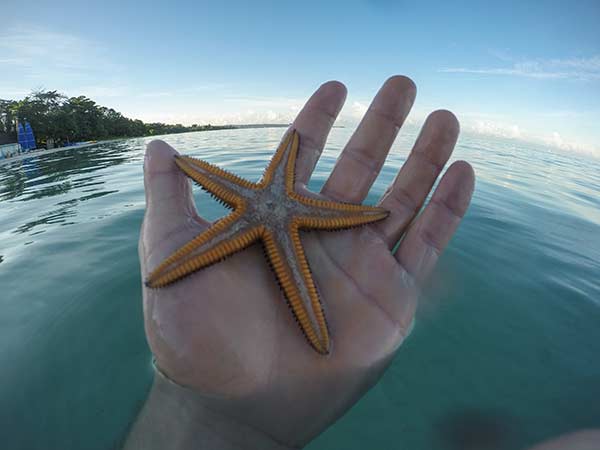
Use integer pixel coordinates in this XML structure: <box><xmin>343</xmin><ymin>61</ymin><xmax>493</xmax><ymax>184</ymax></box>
<box><xmin>146</xmin><ymin>130</ymin><xmax>389</xmax><ymax>354</ymax></box>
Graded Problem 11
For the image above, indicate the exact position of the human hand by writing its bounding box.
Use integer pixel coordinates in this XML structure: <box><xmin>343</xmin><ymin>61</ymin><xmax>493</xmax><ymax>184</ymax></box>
<box><xmin>134</xmin><ymin>76</ymin><xmax>475</xmax><ymax>449</ymax></box>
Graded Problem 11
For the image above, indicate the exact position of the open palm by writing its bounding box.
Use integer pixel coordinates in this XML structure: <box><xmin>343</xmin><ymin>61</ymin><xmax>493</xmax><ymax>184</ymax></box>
<box><xmin>138</xmin><ymin>76</ymin><xmax>475</xmax><ymax>448</ymax></box>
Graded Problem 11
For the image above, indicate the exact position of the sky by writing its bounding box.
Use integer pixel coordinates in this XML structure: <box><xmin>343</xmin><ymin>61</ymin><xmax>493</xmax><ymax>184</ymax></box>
<box><xmin>2</xmin><ymin>0</ymin><xmax>599</xmax><ymax>155</ymax></box>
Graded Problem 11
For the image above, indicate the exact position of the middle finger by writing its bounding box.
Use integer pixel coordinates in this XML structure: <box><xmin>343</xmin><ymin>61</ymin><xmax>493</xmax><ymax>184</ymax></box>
<box><xmin>320</xmin><ymin>75</ymin><xmax>416</xmax><ymax>203</ymax></box>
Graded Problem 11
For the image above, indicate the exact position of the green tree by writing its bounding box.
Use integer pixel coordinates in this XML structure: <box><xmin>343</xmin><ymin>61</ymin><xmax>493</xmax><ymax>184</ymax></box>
<box><xmin>6</xmin><ymin>88</ymin><xmax>243</xmax><ymax>147</ymax></box>
<box><xmin>12</xmin><ymin>90</ymin><xmax>66</xmax><ymax>146</ymax></box>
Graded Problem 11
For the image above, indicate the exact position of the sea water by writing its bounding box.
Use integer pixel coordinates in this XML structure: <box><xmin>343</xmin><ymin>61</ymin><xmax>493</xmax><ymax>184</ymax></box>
<box><xmin>0</xmin><ymin>127</ymin><xmax>599</xmax><ymax>450</ymax></box>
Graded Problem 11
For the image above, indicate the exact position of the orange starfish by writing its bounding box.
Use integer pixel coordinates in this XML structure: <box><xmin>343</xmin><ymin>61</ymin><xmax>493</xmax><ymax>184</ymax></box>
<box><xmin>146</xmin><ymin>130</ymin><xmax>389</xmax><ymax>354</ymax></box>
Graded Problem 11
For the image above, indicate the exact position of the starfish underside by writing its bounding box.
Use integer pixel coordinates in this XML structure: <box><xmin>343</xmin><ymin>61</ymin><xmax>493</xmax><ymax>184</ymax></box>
<box><xmin>146</xmin><ymin>130</ymin><xmax>389</xmax><ymax>354</ymax></box>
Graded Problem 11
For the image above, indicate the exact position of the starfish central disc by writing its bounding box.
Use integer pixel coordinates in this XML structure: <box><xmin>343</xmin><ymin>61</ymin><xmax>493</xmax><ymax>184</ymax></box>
<box><xmin>146</xmin><ymin>130</ymin><xmax>389</xmax><ymax>354</ymax></box>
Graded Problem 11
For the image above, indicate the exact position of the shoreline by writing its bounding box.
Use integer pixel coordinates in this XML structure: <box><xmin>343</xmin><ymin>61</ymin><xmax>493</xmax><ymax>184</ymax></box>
<box><xmin>0</xmin><ymin>124</ymin><xmax>292</xmax><ymax>167</ymax></box>
<box><xmin>0</xmin><ymin>141</ymin><xmax>108</xmax><ymax>167</ymax></box>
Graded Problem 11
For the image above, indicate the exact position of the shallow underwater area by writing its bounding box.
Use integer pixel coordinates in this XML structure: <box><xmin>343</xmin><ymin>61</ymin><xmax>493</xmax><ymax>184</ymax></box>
<box><xmin>1</xmin><ymin>127</ymin><xmax>599</xmax><ymax>449</ymax></box>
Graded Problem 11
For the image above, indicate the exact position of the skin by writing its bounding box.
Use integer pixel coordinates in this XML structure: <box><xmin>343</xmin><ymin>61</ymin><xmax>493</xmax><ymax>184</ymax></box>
<box><xmin>528</xmin><ymin>430</ymin><xmax>600</xmax><ymax>450</ymax></box>
<box><xmin>125</xmin><ymin>76</ymin><xmax>597</xmax><ymax>449</ymax></box>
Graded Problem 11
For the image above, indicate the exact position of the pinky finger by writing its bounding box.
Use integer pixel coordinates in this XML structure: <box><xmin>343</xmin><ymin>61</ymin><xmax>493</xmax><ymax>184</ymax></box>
<box><xmin>395</xmin><ymin>160</ymin><xmax>475</xmax><ymax>286</ymax></box>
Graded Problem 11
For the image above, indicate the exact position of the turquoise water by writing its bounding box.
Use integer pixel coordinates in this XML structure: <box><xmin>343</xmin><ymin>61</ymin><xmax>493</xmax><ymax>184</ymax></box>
<box><xmin>1</xmin><ymin>127</ymin><xmax>599</xmax><ymax>449</ymax></box>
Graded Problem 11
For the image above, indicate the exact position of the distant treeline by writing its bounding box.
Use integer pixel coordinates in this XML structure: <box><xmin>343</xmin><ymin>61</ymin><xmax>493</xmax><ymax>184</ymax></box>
<box><xmin>0</xmin><ymin>90</ymin><xmax>287</xmax><ymax>148</ymax></box>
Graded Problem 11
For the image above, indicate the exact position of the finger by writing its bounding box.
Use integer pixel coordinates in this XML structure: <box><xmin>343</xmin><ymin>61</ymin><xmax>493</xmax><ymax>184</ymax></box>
<box><xmin>375</xmin><ymin>110</ymin><xmax>460</xmax><ymax>248</ymax></box>
<box><xmin>292</xmin><ymin>80</ymin><xmax>347</xmax><ymax>186</ymax></box>
<box><xmin>395</xmin><ymin>161</ymin><xmax>475</xmax><ymax>286</ymax></box>
<box><xmin>321</xmin><ymin>75</ymin><xmax>416</xmax><ymax>202</ymax></box>
<box><xmin>143</xmin><ymin>139</ymin><xmax>204</xmax><ymax>226</ymax></box>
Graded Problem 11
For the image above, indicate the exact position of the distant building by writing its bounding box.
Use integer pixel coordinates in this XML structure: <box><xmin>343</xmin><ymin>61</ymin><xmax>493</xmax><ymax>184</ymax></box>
<box><xmin>0</xmin><ymin>116</ymin><xmax>20</xmax><ymax>159</ymax></box>
<box><xmin>0</xmin><ymin>141</ymin><xmax>20</xmax><ymax>159</ymax></box>
<box><xmin>0</xmin><ymin>132</ymin><xmax>17</xmax><ymax>145</ymax></box>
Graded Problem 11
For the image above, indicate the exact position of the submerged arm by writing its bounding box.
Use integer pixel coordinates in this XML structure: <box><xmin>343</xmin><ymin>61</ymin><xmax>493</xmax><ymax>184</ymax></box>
<box><xmin>123</xmin><ymin>367</ymin><xmax>295</xmax><ymax>450</ymax></box>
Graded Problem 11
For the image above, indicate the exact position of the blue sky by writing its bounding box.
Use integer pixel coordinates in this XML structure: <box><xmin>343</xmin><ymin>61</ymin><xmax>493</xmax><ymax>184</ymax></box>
<box><xmin>2</xmin><ymin>0</ymin><xmax>599</xmax><ymax>154</ymax></box>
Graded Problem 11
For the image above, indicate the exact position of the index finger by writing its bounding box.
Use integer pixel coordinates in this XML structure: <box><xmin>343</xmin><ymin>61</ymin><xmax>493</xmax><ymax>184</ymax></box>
<box><xmin>291</xmin><ymin>81</ymin><xmax>347</xmax><ymax>187</ymax></box>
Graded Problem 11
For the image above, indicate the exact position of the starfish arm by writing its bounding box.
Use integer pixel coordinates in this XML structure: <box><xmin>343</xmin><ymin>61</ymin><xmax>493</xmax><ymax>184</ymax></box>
<box><xmin>258</xmin><ymin>129</ymin><xmax>298</xmax><ymax>188</ymax></box>
<box><xmin>262</xmin><ymin>224</ymin><xmax>330</xmax><ymax>354</ymax></box>
<box><xmin>294</xmin><ymin>193</ymin><xmax>389</xmax><ymax>215</ymax></box>
<box><xmin>146</xmin><ymin>217</ymin><xmax>262</xmax><ymax>288</ymax></box>
<box><xmin>295</xmin><ymin>205</ymin><xmax>389</xmax><ymax>231</ymax></box>
<box><xmin>175</xmin><ymin>155</ymin><xmax>256</xmax><ymax>208</ymax></box>
<box><xmin>281</xmin><ymin>129</ymin><xmax>389</xmax><ymax>218</ymax></box>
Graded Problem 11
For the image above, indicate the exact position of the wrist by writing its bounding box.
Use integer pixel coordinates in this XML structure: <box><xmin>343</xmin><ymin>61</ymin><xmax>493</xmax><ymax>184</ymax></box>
<box><xmin>123</xmin><ymin>361</ymin><xmax>298</xmax><ymax>450</ymax></box>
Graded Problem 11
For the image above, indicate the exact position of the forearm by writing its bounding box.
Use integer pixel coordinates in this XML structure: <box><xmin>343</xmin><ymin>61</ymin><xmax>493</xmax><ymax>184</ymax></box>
<box><xmin>527</xmin><ymin>430</ymin><xmax>600</xmax><ymax>450</ymax></box>
<box><xmin>123</xmin><ymin>364</ymin><xmax>297</xmax><ymax>450</ymax></box>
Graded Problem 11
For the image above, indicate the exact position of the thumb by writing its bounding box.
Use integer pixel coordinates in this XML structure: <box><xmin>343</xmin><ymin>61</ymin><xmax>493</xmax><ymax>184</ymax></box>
<box><xmin>143</xmin><ymin>139</ymin><xmax>201</xmax><ymax>226</ymax></box>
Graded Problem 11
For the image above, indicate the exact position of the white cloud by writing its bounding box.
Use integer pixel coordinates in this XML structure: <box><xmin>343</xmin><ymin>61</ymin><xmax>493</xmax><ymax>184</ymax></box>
<box><xmin>130</xmin><ymin>93</ymin><xmax>599</xmax><ymax>156</ymax></box>
<box><xmin>0</xmin><ymin>57</ymin><xmax>30</xmax><ymax>65</ymax></box>
<box><xmin>132</xmin><ymin>109</ymin><xmax>295</xmax><ymax>126</ymax></box>
<box><xmin>441</xmin><ymin>55</ymin><xmax>600</xmax><ymax>81</ymax></box>
<box><xmin>130</xmin><ymin>94</ymin><xmax>310</xmax><ymax>125</ymax></box>
<box><xmin>138</xmin><ymin>92</ymin><xmax>173</xmax><ymax>98</ymax></box>
<box><xmin>139</xmin><ymin>85</ymin><xmax>229</xmax><ymax>97</ymax></box>
<box><xmin>547</xmin><ymin>55</ymin><xmax>600</xmax><ymax>71</ymax></box>
<box><xmin>222</xmin><ymin>95</ymin><xmax>303</xmax><ymax>111</ymax></box>
<box><xmin>0</xmin><ymin>26</ymin><xmax>127</xmax><ymax>102</ymax></box>
<box><xmin>0</xmin><ymin>88</ymin><xmax>29</xmax><ymax>99</ymax></box>
<box><xmin>459</xmin><ymin>115</ymin><xmax>599</xmax><ymax>157</ymax></box>
<box><xmin>350</xmin><ymin>101</ymin><xmax>368</xmax><ymax>119</ymax></box>
<box><xmin>541</xmin><ymin>131</ymin><xmax>597</xmax><ymax>155</ymax></box>
<box><xmin>75</xmin><ymin>85</ymin><xmax>131</xmax><ymax>98</ymax></box>
<box><xmin>547</xmin><ymin>131</ymin><xmax>566</xmax><ymax>148</ymax></box>
<box><xmin>132</xmin><ymin>95</ymin><xmax>371</xmax><ymax>127</ymax></box>
<box><xmin>187</xmin><ymin>83</ymin><xmax>229</xmax><ymax>92</ymax></box>
<box><xmin>0</xmin><ymin>27</ymin><xmax>115</xmax><ymax>75</ymax></box>
<box><xmin>466</xmin><ymin>119</ymin><xmax>522</xmax><ymax>139</ymax></box>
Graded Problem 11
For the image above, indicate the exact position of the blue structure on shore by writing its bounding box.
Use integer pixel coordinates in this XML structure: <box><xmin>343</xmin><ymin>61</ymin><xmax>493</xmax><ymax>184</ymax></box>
<box><xmin>18</xmin><ymin>122</ymin><xmax>36</xmax><ymax>151</ymax></box>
